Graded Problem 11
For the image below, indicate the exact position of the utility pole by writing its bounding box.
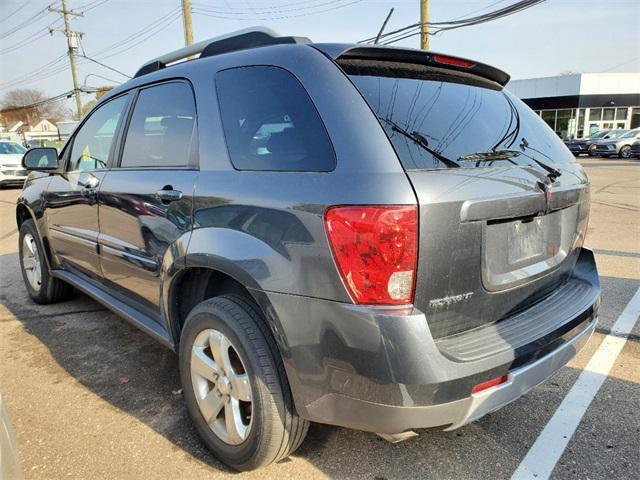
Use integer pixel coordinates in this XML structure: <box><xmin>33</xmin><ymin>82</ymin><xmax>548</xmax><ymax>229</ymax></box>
<box><xmin>181</xmin><ymin>0</ymin><xmax>194</xmax><ymax>46</ymax></box>
<box><xmin>420</xmin><ymin>0</ymin><xmax>429</xmax><ymax>50</ymax></box>
<box><xmin>49</xmin><ymin>0</ymin><xmax>83</xmax><ymax>118</ymax></box>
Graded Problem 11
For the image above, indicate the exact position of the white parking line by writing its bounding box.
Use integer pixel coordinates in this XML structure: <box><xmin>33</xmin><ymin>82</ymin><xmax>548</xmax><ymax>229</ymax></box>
<box><xmin>511</xmin><ymin>287</ymin><xmax>640</xmax><ymax>480</ymax></box>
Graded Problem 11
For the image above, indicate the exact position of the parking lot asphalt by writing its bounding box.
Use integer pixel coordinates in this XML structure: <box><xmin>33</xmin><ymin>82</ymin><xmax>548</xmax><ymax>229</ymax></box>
<box><xmin>0</xmin><ymin>156</ymin><xmax>638</xmax><ymax>480</ymax></box>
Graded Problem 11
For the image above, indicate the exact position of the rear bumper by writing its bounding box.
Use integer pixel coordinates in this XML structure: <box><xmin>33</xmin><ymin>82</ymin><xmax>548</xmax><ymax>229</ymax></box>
<box><xmin>251</xmin><ymin>248</ymin><xmax>600</xmax><ymax>434</ymax></box>
<box><xmin>293</xmin><ymin>317</ymin><xmax>594</xmax><ymax>433</ymax></box>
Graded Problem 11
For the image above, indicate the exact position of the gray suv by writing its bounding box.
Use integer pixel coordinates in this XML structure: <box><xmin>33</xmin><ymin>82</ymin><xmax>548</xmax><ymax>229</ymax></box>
<box><xmin>16</xmin><ymin>28</ymin><xmax>600</xmax><ymax>471</ymax></box>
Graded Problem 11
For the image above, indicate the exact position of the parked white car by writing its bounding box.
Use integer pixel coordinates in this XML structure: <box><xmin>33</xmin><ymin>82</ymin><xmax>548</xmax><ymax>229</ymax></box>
<box><xmin>0</xmin><ymin>141</ymin><xmax>28</xmax><ymax>188</ymax></box>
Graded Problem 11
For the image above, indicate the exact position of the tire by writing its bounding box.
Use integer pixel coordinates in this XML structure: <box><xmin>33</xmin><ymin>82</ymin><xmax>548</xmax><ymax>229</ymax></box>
<box><xmin>179</xmin><ymin>294</ymin><xmax>309</xmax><ymax>471</ymax></box>
<box><xmin>18</xmin><ymin>219</ymin><xmax>73</xmax><ymax>304</ymax></box>
<box><xmin>588</xmin><ymin>145</ymin><xmax>597</xmax><ymax>156</ymax></box>
<box><xmin>619</xmin><ymin>145</ymin><xmax>631</xmax><ymax>159</ymax></box>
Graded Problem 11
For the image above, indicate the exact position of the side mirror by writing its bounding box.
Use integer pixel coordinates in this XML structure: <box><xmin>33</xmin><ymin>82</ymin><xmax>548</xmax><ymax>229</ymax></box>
<box><xmin>22</xmin><ymin>148</ymin><xmax>59</xmax><ymax>171</ymax></box>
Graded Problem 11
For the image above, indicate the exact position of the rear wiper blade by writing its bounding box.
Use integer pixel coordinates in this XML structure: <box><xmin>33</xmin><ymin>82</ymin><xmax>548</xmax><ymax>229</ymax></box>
<box><xmin>457</xmin><ymin>150</ymin><xmax>522</xmax><ymax>162</ymax></box>
<box><xmin>380</xmin><ymin>118</ymin><xmax>460</xmax><ymax>169</ymax></box>
<box><xmin>459</xmin><ymin>144</ymin><xmax>563</xmax><ymax>183</ymax></box>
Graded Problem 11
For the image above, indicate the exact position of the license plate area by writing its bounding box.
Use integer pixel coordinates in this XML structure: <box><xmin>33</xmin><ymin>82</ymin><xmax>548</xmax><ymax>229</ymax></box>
<box><xmin>507</xmin><ymin>218</ymin><xmax>544</xmax><ymax>265</ymax></box>
<box><xmin>482</xmin><ymin>206</ymin><xmax>580</xmax><ymax>291</ymax></box>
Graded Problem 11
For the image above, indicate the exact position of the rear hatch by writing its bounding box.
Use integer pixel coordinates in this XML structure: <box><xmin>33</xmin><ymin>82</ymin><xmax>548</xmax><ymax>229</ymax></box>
<box><xmin>337</xmin><ymin>51</ymin><xmax>591</xmax><ymax>339</ymax></box>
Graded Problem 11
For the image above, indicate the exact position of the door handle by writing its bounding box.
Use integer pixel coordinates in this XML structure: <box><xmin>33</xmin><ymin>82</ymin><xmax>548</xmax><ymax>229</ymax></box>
<box><xmin>155</xmin><ymin>189</ymin><xmax>183</xmax><ymax>203</ymax></box>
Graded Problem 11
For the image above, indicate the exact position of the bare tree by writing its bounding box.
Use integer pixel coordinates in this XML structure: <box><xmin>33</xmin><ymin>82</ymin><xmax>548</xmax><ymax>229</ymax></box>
<box><xmin>0</xmin><ymin>88</ymin><xmax>72</xmax><ymax>126</ymax></box>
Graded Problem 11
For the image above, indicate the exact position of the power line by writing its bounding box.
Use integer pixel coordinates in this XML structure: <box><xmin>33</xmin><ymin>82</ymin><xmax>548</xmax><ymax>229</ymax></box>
<box><xmin>360</xmin><ymin>0</ymin><xmax>546</xmax><ymax>45</ymax></box>
<box><xmin>1</xmin><ymin>7</ymin><xmax>168</xmax><ymax>90</ymax></box>
<box><xmin>81</xmin><ymin>0</ymin><xmax>111</xmax><ymax>13</ymax></box>
<box><xmin>0</xmin><ymin>89</ymin><xmax>77</xmax><ymax>114</ymax></box>
<box><xmin>1</xmin><ymin>0</ymin><xmax>35</xmax><ymax>23</ymax></box>
<box><xmin>0</xmin><ymin>19</ymin><xmax>63</xmax><ymax>56</ymax></box>
<box><xmin>91</xmin><ymin>12</ymin><xmax>182</xmax><ymax>61</ymax></box>
<box><xmin>192</xmin><ymin>0</ymin><xmax>363</xmax><ymax>20</ymax></box>
<box><xmin>0</xmin><ymin>4</ymin><xmax>54</xmax><ymax>40</ymax></box>
<box><xmin>192</xmin><ymin>0</ymin><xmax>352</xmax><ymax>15</ymax></box>
<box><xmin>192</xmin><ymin>0</ymin><xmax>346</xmax><ymax>11</ymax></box>
<box><xmin>602</xmin><ymin>56</ymin><xmax>640</xmax><ymax>72</ymax></box>
<box><xmin>87</xmin><ymin>8</ymin><xmax>181</xmax><ymax>58</ymax></box>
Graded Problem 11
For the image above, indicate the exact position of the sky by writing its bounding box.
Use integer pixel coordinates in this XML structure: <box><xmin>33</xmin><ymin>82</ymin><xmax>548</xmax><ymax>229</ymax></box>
<box><xmin>1</xmin><ymin>0</ymin><xmax>639</xmax><ymax>113</ymax></box>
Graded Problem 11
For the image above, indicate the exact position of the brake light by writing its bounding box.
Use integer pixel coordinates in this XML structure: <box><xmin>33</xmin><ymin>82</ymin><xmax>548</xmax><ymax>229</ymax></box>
<box><xmin>324</xmin><ymin>205</ymin><xmax>418</xmax><ymax>305</ymax></box>
<box><xmin>432</xmin><ymin>55</ymin><xmax>474</xmax><ymax>68</ymax></box>
<box><xmin>471</xmin><ymin>374</ymin><xmax>508</xmax><ymax>394</ymax></box>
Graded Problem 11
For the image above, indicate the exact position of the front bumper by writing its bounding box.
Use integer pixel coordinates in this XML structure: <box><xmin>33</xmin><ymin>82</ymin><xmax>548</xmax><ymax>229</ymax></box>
<box><xmin>567</xmin><ymin>144</ymin><xmax>588</xmax><ymax>154</ymax></box>
<box><xmin>0</xmin><ymin>170</ymin><xmax>27</xmax><ymax>187</ymax></box>
<box><xmin>594</xmin><ymin>146</ymin><xmax>617</xmax><ymax>155</ymax></box>
<box><xmin>251</xmin><ymin>249</ymin><xmax>600</xmax><ymax>434</ymax></box>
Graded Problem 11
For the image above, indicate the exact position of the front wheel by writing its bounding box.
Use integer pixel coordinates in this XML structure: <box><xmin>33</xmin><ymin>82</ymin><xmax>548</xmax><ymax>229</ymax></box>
<box><xmin>619</xmin><ymin>145</ymin><xmax>631</xmax><ymax>159</ymax></box>
<box><xmin>179</xmin><ymin>295</ymin><xmax>309</xmax><ymax>471</ymax></box>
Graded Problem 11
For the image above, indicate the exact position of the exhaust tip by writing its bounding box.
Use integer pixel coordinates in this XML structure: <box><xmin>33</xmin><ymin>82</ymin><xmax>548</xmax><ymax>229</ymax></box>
<box><xmin>375</xmin><ymin>431</ymin><xmax>419</xmax><ymax>443</ymax></box>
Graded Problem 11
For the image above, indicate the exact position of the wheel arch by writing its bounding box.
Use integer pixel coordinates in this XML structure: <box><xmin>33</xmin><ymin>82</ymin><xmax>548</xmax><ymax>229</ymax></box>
<box><xmin>165</xmin><ymin>260</ymin><xmax>288</xmax><ymax>360</ymax></box>
<box><xmin>16</xmin><ymin>201</ymin><xmax>54</xmax><ymax>269</ymax></box>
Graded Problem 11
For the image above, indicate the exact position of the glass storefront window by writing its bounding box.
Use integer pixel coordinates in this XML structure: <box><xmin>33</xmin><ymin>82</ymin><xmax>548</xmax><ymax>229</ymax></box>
<box><xmin>555</xmin><ymin>109</ymin><xmax>575</xmax><ymax>140</ymax></box>
<box><xmin>589</xmin><ymin>108</ymin><xmax>602</xmax><ymax>121</ymax></box>
<box><xmin>603</xmin><ymin>108</ymin><xmax>615</xmax><ymax>121</ymax></box>
<box><xmin>577</xmin><ymin>109</ymin><xmax>586</xmax><ymax>137</ymax></box>
<box><xmin>631</xmin><ymin>108</ymin><xmax>640</xmax><ymax>129</ymax></box>
<box><xmin>616</xmin><ymin>108</ymin><xmax>628</xmax><ymax>120</ymax></box>
<box><xmin>541</xmin><ymin>110</ymin><xmax>556</xmax><ymax>130</ymax></box>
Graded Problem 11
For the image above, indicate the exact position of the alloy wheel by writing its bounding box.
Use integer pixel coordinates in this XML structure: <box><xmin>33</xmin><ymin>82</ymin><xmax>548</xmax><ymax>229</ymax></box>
<box><xmin>620</xmin><ymin>146</ymin><xmax>631</xmax><ymax>159</ymax></box>
<box><xmin>21</xmin><ymin>233</ymin><xmax>42</xmax><ymax>291</ymax></box>
<box><xmin>190</xmin><ymin>329</ymin><xmax>253</xmax><ymax>445</ymax></box>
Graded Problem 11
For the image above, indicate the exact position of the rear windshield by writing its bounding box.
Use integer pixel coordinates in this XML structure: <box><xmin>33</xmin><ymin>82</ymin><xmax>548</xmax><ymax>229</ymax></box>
<box><xmin>345</xmin><ymin>62</ymin><xmax>574</xmax><ymax>170</ymax></box>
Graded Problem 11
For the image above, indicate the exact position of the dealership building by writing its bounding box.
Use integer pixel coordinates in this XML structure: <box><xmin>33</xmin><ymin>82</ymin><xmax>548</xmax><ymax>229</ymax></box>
<box><xmin>508</xmin><ymin>72</ymin><xmax>640</xmax><ymax>140</ymax></box>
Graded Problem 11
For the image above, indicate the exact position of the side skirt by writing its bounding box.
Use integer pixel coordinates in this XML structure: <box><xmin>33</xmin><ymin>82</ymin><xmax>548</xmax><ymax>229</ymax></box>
<box><xmin>51</xmin><ymin>269</ymin><xmax>175</xmax><ymax>351</ymax></box>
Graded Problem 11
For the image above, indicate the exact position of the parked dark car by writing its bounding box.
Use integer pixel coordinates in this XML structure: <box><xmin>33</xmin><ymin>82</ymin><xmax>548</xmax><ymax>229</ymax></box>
<box><xmin>15</xmin><ymin>28</ymin><xmax>600</xmax><ymax>471</ymax></box>
<box><xmin>630</xmin><ymin>140</ymin><xmax>640</xmax><ymax>158</ymax></box>
<box><xmin>565</xmin><ymin>129</ymin><xmax>613</xmax><ymax>156</ymax></box>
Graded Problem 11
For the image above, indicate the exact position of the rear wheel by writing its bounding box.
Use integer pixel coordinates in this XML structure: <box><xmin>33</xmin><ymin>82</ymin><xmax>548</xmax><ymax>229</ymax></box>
<box><xmin>19</xmin><ymin>219</ymin><xmax>73</xmax><ymax>304</ymax></box>
<box><xmin>588</xmin><ymin>145</ymin><xmax>597</xmax><ymax>156</ymax></box>
<box><xmin>179</xmin><ymin>294</ymin><xmax>309</xmax><ymax>471</ymax></box>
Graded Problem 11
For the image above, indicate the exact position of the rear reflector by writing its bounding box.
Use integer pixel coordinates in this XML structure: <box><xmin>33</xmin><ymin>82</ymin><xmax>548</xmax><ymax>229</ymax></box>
<box><xmin>432</xmin><ymin>54</ymin><xmax>474</xmax><ymax>68</ymax></box>
<box><xmin>324</xmin><ymin>205</ymin><xmax>418</xmax><ymax>305</ymax></box>
<box><xmin>471</xmin><ymin>374</ymin><xmax>508</xmax><ymax>394</ymax></box>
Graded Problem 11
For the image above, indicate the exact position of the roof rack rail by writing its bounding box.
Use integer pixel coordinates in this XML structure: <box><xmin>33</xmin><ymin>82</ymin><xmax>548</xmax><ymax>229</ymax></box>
<box><xmin>134</xmin><ymin>27</ymin><xmax>310</xmax><ymax>78</ymax></box>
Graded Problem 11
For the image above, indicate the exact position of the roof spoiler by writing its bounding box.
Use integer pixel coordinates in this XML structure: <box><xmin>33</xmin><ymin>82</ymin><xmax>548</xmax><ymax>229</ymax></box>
<box><xmin>134</xmin><ymin>27</ymin><xmax>310</xmax><ymax>78</ymax></box>
<box><xmin>313</xmin><ymin>44</ymin><xmax>510</xmax><ymax>87</ymax></box>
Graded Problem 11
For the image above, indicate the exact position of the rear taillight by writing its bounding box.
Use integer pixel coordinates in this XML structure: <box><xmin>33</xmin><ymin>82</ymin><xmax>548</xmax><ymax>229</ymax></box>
<box><xmin>324</xmin><ymin>205</ymin><xmax>418</xmax><ymax>305</ymax></box>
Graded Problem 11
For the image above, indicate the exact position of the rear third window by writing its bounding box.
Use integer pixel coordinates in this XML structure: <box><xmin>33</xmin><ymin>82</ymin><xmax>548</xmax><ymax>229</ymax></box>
<box><xmin>215</xmin><ymin>66</ymin><xmax>336</xmax><ymax>172</ymax></box>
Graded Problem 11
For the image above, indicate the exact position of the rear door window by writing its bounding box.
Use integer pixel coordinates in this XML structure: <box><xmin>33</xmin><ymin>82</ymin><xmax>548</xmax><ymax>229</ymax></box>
<box><xmin>120</xmin><ymin>82</ymin><xmax>196</xmax><ymax>168</ymax></box>
<box><xmin>345</xmin><ymin>62</ymin><xmax>574</xmax><ymax>170</ymax></box>
<box><xmin>215</xmin><ymin>66</ymin><xmax>336</xmax><ymax>172</ymax></box>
